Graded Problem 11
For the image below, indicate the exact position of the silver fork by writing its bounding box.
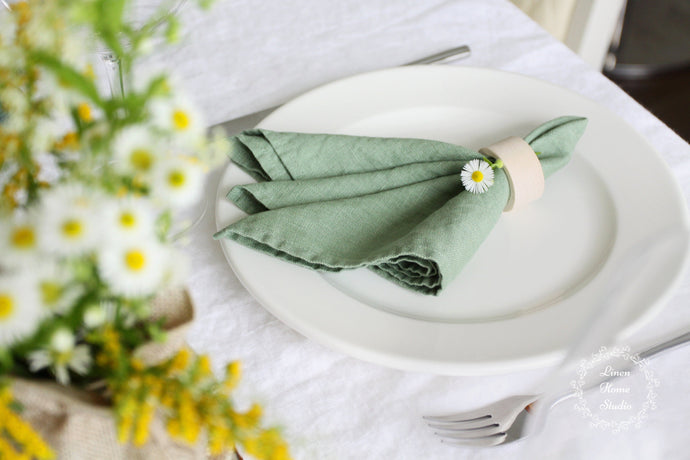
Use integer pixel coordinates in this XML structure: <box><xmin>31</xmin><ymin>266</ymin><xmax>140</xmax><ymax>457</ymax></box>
<box><xmin>424</xmin><ymin>330</ymin><xmax>690</xmax><ymax>447</ymax></box>
<box><xmin>424</xmin><ymin>394</ymin><xmax>538</xmax><ymax>447</ymax></box>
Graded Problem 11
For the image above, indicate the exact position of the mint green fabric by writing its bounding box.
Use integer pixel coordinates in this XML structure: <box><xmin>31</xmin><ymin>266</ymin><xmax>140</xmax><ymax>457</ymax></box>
<box><xmin>214</xmin><ymin>116</ymin><xmax>587</xmax><ymax>295</ymax></box>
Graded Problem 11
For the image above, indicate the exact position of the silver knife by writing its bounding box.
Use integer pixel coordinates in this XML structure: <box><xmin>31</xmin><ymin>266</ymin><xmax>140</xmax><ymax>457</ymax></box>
<box><xmin>214</xmin><ymin>45</ymin><xmax>471</xmax><ymax>135</ymax></box>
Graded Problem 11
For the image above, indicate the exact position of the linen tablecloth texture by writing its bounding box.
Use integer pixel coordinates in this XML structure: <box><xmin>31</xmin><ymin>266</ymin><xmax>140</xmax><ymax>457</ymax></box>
<box><xmin>215</xmin><ymin>117</ymin><xmax>586</xmax><ymax>294</ymax></box>
<box><xmin>156</xmin><ymin>0</ymin><xmax>690</xmax><ymax>459</ymax></box>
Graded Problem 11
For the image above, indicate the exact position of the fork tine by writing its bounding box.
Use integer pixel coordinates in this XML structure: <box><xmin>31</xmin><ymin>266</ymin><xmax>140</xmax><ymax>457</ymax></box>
<box><xmin>426</xmin><ymin>417</ymin><xmax>496</xmax><ymax>430</ymax></box>
<box><xmin>423</xmin><ymin>412</ymin><xmax>491</xmax><ymax>423</ymax></box>
<box><xmin>434</xmin><ymin>424</ymin><xmax>504</xmax><ymax>439</ymax></box>
<box><xmin>441</xmin><ymin>433</ymin><xmax>507</xmax><ymax>448</ymax></box>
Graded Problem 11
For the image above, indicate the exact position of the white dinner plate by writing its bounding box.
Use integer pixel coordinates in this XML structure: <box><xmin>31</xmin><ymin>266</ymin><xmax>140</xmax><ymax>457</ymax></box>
<box><xmin>215</xmin><ymin>66</ymin><xmax>689</xmax><ymax>375</ymax></box>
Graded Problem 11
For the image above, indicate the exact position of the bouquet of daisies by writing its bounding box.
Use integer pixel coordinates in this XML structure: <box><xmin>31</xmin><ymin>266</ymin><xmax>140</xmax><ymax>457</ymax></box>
<box><xmin>0</xmin><ymin>1</ymin><xmax>289</xmax><ymax>458</ymax></box>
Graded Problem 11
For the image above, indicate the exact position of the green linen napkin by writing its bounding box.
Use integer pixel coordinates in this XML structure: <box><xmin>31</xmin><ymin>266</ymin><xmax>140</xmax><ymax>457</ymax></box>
<box><xmin>214</xmin><ymin>116</ymin><xmax>587</xmax><ymax>295</ymax></box>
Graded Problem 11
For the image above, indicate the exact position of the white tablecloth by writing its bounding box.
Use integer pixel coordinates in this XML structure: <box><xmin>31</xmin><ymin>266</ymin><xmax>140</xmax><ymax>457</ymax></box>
<box><xmin>152</xmin><ymin>0</ymin><xmax>690</xmax><ymax>458</ymax></box>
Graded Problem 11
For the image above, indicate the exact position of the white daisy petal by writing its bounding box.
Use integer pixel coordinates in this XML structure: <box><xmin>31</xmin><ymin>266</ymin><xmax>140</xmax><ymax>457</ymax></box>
<box><xmin>28</xmin><ymin>350</ymin><xmax>52</xmax><ymax>372</ymax></box>
<box><xmin>83</xmin><ymin>303</ymin><xmax>108</xmax><ymax>329</ymax></box>
<box><xmin>50</xmin><ymin>328</ymin><xmax>75</xmax><ymax>353</ymax></box>
<box><xmin>54</xmin><ymin>364</ymin><xmax>70</xmax><ymax>385</ymax></box>
<box><xmin>70</xmin><ymin>345</ymin><xmax>92</xmax><ymax>375</ymax></box>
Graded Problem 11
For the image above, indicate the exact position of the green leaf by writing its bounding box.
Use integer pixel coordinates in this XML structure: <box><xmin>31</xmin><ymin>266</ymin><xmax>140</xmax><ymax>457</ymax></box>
<box><xmin>0</xmin><ymin>347</ymin><xmax>13</xmax><ymax>374</ymax></box>
<box><xmin>30</xmin><ymin>51</ymin><xmax>103</xmax><ymax>107</ymax></box>
<box><xmin>165</xmin><ymin>16</ymin><xmax>181</xmax><ymax>43</ymax></box>
<box><xmin>98</xmin><ymin>0</ymin><xmax>126</xmax><ymax>32</ymax></box>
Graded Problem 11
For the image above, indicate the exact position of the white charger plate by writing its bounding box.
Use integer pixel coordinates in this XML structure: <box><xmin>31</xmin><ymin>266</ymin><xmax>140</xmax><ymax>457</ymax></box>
<box><xmin>215</xmin><ymin>66</ymin><xmax>689</xmax><ymax>375</ymax></box>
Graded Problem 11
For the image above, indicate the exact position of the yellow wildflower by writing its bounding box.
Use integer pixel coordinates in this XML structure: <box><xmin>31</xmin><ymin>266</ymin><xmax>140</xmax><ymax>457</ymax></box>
<box><xmin>117</xmin><ymin>413</ymin><xmax>133</xmax><ymax>443</ymax></box>
<box><xmin>178</xmin><ymin>392</ymin><xmax>201</xmax><ymax>443</ymax></box>
<box><xmin>131</xmin><ymin>358</ymin><xmax>145</xmax><ymax>372</ymax></box>
<box><xmin>244</xmin><ymin>429</ymin><xmax>291</xmax><ymax>460</ymax></box>
<box><xmin>166</xmin><ymin>418</ymin><xmax>181</xmax><ymax>438</ymax></box>
<box><xmin>223</xmin><ymin>361</ymin><xmax>241</xmax><ymax>391</ymax></box>
<box><xmin>0</xmin><ymin>386</ymin><xmax>54</xmax><ymax>459</ymax></box>
<box><xmin>198</xmin><ymin>355</ymin><xmax>212</xmax><ymax>377</ymax></box>
<box><xmin>13</xmin><ymin>1</ymin><xmax>31</xmax><ymax>27</ymax></box>
<box><xmin>54</xmin><ymin>131</ymin><xmax>79</xmax><ymax>151</ymax></box>
<box><xmin>208</xmin><ymin>425</ymin><xmax>233</xmax><ymax>456</ymax></box>
<box><xmin>76</xmin><ymin>102</ymin><xmax>93</xmax><ymax>122</ymax></box>
<box><xmin>133</xmin><ymin>403</ymin><xmax>155</xmax><ymax>446</ymax></box>
<box><xmin>168</xmin><ymin>348</ymin><xmax>191</xmax><ymax>374</ymax></box>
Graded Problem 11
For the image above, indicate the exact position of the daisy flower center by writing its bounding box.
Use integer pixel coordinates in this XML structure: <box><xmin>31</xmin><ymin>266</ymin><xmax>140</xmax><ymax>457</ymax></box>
<box><xmin>125</xmin><ymin>250</ymin><xmax>147</xmax><ymax>272</ymax></box>
<box><xmin>11</xmin><ymin>226</ymin><xmax>36</xmax><ymax>248</ymax></box>
<box><xmin>168</xmin><ymin>170</ymin><xmax>186</xmax><ymax>188</ymax></box>
<box><xmin>0</xmin><ymin>294</ymin><xmax>13</xmax><ymax>320</ymax></box>
<box><xmin>471</xmin><ymin>171</ymin><xmax>484</xmax><ymax>183</ymax></box>
<box><xmin>62</xmin><ymin>219</ymin><xmax>83</xmax><ymax>239</ymax></box>
<box><xmin>120</xmin><ymin>212</ymin><xmax>137</xmax><ymax>228</ymax></box>
<box><xmin>130</xmin><ymin>149</ymin><xmax>153</xmax><ymax>171</ymax></box>
<box><xmin>77</xmin><ymin>102</ymin><xmax>93</xmax><ymax>122</ymax></box>
<box><xmin>172</xmin><ymin>110</ymin><xmax>190</xmax><ymax>131</ymax></box>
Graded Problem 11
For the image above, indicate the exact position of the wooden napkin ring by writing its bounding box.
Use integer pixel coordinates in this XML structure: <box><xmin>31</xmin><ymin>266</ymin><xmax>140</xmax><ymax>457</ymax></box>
<box><xmin>479</xmin><ymin>136</ymin><xmax>544</xmax><ymax>212</ymax></box>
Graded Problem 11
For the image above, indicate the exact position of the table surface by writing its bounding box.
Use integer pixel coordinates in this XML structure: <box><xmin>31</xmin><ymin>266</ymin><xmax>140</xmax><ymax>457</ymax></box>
<box><xmin>147</xmin><ymin>1</ymin><xmax>690</xmax><ymax>458</ymax></box>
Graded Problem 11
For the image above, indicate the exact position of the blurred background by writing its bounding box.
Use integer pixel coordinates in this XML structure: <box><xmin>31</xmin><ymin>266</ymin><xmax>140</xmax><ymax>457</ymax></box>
<box><xmin>511</xmin><ymin>0</ymin><xmax>690</xmax><ymax>143</ymax></box>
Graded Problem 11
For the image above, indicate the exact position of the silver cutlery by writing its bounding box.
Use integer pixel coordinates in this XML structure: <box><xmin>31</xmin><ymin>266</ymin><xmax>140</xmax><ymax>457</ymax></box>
<box><xmin>214</xmin><ymin>45</ymin><xmax>471</xmax><ymax>135</ymax></box>
<box><xmin>425</xmin><ymin>329</ymin><xmax>690</xmax><ymax>447</ymax></box>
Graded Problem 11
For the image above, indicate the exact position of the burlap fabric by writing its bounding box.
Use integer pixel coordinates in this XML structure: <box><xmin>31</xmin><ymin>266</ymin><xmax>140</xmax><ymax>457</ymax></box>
<box><xmin>11</xmin><ymin>288</ymin><xmax>209</xmax><ymax>460</ymax></box>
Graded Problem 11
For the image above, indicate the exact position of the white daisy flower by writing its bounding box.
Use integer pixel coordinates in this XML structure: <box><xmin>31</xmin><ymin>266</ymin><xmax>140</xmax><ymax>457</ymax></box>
<box><xmin>38</xmin><ymin>184</ymin><xmax>101</xmax><ymax>256</ymax></box>
<box><xmin>28</xmin><ymin>328</ymin><xmax>92</xmax><ymax>385</ymax></box>
<box><xmin>103</xmin><ymin>197</ymin><xmax>156</xmax><ymax>242</ymax></box>
<box><xmin>98</xmin><ymin>239</ymin><xmax>169</xmax><ymax>298</ymax></box>
<box><xmin>0</xmin><ymin>274</ymin><xmax>44</xmax><ymax>348</ymax></box>
<box><xmin>112</xmin><ymin>125</ymin><xmax>161</xmax><ymax>176</ymax></box>
<box><xmin>149</xmin><ymin>96</ymin><xmax>204</xmax><ymax>142</ymax></box>
<box><xmin>0</xmin><ymin>211</ymin><xmax>41</xmax><ymax>268</ymax></box>
<box><xmin>151</xmin><ymin>156</ymin><xmax>205</xmax><ymax>208</ymax></box>
<box><xmin>461</xmin><ymin>159</ymin><xmax>495</xmax><ymax>194</ymax></box>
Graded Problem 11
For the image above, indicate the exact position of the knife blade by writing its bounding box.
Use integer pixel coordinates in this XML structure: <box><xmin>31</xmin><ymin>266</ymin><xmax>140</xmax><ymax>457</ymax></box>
<box><xmin>214</xmin><ymin>45</ymin><xmax>471</xmax><ymax>135</ymax></box>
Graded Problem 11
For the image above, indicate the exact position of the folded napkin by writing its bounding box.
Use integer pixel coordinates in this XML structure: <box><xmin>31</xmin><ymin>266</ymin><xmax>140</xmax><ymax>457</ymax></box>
<box><xmin>214</xmin><ymin>116</ymin><xmax>587</xmax><ymax>295</ymax></box>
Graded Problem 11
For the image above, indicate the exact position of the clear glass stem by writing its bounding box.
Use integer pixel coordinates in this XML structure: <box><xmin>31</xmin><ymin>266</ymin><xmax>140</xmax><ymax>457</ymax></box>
<box><xmin>100</xmin><ymin>51</ymin><xmax>126</xmax><ymax>99</ymax></box>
